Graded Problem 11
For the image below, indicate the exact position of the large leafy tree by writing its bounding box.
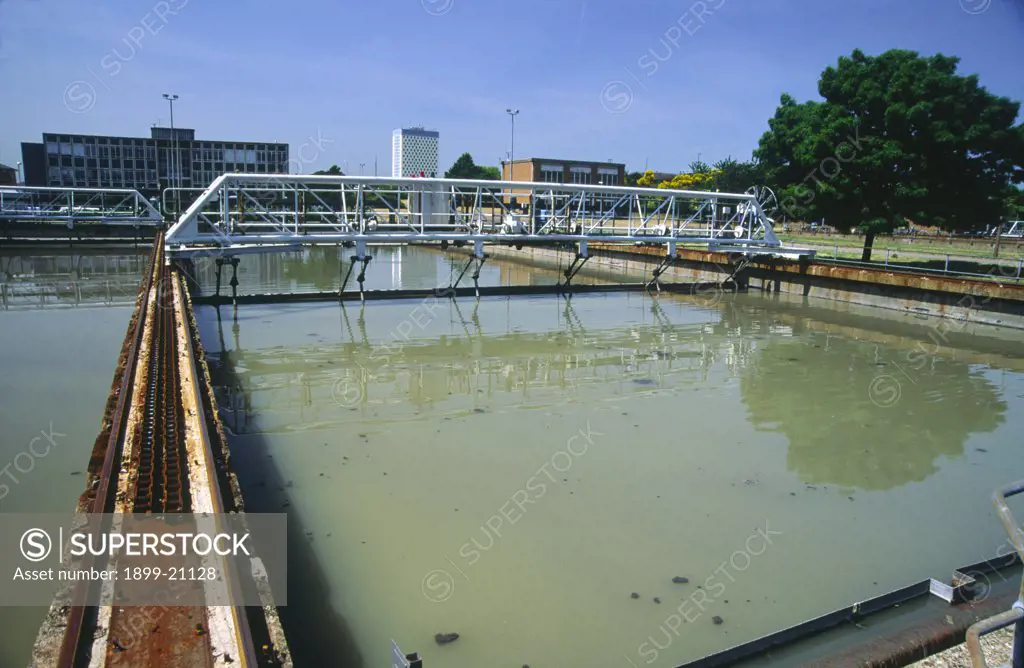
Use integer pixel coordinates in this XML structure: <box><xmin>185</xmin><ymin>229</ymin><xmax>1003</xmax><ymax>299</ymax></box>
<box><xmin>712</xmin><ymin>157</ymin><xmax>765</xmax><ymax>194</ymax></box>
<box><xmin>444</xmin><ymin>153</ymin><xmax>500</xmax><ymax>211</ymax></box>
<box><xmin>444</xmin><ymin>153</ymin><xmax>500</xmax><ymax>180</ymax></box>
<box><xmin>756</xmin><ymin>49</ymin><xmax>1024</xmax><ymax>260</ymax></box>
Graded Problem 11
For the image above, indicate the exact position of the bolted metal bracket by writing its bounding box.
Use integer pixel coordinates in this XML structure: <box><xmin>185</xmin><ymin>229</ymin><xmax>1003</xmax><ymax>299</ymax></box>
<box><xmin>647</xmin><ymin>242</ymin><xmax>677</xmax><ymax>292</ymax></box>
<box><xmin>228</xmin><ymin>257</ymin><xmax>240</xmax><ymax>304</ymax></box>
<box><xmin>558</xmin><ymin>243</ymin><xmax>591</xmax><ymax>294</ymax></box>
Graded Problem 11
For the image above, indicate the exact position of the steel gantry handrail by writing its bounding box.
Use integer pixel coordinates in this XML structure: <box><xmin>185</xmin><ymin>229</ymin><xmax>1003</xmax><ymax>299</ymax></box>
<box><xmin>0</xmin><ymin>185</ymin><xmax>163</xmax><ymax>225</ymax></box>
<box><xmin>967</xmin><ymin>478</ymin><xmax>1024</xmax><ymax>667</ymax></box>
<box><xmin>162</xmin><ymin>173</ymin><xmax>806</xmax><ymax>257</ymax></box>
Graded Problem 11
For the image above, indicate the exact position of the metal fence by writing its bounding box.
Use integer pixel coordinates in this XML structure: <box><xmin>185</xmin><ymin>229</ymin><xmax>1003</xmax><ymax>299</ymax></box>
<box><xmin>967</xmin><ymin>479</ymin><xmax>1024</xmax><ymax>667</ymax></box>
<box><xmin>818</xmin><ymin>248</ymin><xmax>1024</xmax><ymax>283</ymax></box>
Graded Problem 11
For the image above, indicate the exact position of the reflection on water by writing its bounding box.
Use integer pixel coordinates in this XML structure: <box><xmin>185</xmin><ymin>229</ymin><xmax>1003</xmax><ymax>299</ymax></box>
<box><xmin>741</xmin><ymin>333</ymin><xmax>1007</xmax><ymax>491</ymax></box>
<box><xmin>0</xmin><ymin>250</ymin><xmax>147</xmax><ymax>309</ymax></box>
<box><xmin>210</xmin><ymin>295</ymin><xmax>763</xmax><ymax>438</ymax></box>
<box><xmin>196</xmin><ymin>247</ymin><xmax>1024</xmax><ymax>668</ymax></box>
<box><xmin>0</xmin><ymin>249</ymin><xmax>137</xmax><ymax>666</ymax></box>
<box><xmin>189</xmin><ymin>245</ymin><xmax>616</xmax><ymax>295</ymax></box>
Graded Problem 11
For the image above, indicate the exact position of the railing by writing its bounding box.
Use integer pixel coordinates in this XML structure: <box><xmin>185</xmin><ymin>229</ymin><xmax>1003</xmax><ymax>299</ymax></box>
<box><xmin>817</xmin><ymin>249</ymin><xmax>1024</xmax><ymax>284</ymax></box>
<box><xmin>967</xmin><ymin>478</ymin><xmax>1024</xmax><ymax>667</ymax></box>
<box><xmin>163</xmin><ymin>174</ymin><xmax>805</xmax><ymax>257</ymax></box>
<box><xmin>0</xmin><ymin>185</ymin><xmax>163</xmax><ymax>225</ymax></box>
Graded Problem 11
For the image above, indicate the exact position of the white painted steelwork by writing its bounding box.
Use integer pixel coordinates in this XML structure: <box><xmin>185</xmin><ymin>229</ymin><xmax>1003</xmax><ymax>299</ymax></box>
<box><xmin>164</xmin><ymin>174</ymin><xmax>812</xmax><ymax>261</ymax></box>
<box><xmin>0</xmin><ymin>186</ymin><xmax>162</xmax><ymax>226</ymax></box>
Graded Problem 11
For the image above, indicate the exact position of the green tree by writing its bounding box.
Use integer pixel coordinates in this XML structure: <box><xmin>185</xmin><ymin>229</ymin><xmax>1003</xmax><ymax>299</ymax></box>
<box><xmin>478</xmin><ymin>165</ymin><xmax>501</xmax><ymax>180</ymax></box>
<box><xmin>625</xmin><ymin>171</ymin><xmax>645</xmax><ymax>187</ymax></box>
<box><xmin>756</xmin><ymin>49</ymin><xmax>1024</xmax><ymax>261</ymax></box>
<box><xmin>1005</xmin><ymin>185</ymin><xmax>1024</xmax><ymax>220</ymax></box>
<box><xmin>444</xmin><ymin>153</ymin><xmax>499</xmax><ymax>211</ymax></box>
<box><xmin>688</xmin><ymin>159</ymin><xmax>711</xmax><ymax>175</ymax></box>
<box><xmin>444</xmin><ymin>153</ymin><xmax>498</xmax><ymax>180</ymax></box>
<box><xmin>711</xmin><ymin>157</ymin><xmax>765</xmax><ymax>194</ymax></box>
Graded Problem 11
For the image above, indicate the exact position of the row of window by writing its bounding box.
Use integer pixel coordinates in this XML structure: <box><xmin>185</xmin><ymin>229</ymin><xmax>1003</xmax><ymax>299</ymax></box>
<box><xmin>45</xmin><ymin>137</ymin><xmax>285</xmax><ymax>150</ymax></box>
<box><xmin>44</xmin><ymin>142</ymin><xmax>287</xmax><ymax>164</ymax></box>
<box><xmin>47</xmin><ymin>156</ymin><xmax>288</xmax><ymax>173</ymax></box>
<box><xmin>46</xmin><ymin>162</ymin><xmax>287</xmax><ymax>189</ymax></box>
<box><xmin>48</xmin><ymin>167</ymin><xmax>158</xmax><ymax>187</ymax></box>
<box><xmin>536</xmin><ymin>170</ymin><xmax>620</xmax><ymax>186</ymax></box>
<box><xmin>49</xmin><ymin>157</ymin><xmax>157</xmax><ymax>169</ymax></box>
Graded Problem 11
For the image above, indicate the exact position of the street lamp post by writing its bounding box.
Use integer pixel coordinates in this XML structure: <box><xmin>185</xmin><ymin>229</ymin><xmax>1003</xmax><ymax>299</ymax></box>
<box><xmin>360</xmin><ymin>162</ymin><xmax>366</xmax><ymax>176</ymax></box>
<box><xmin>506</xmin><ymin>108</ymin><xmax>519</xmax><ymax>209</ymax></box>
<box><xmin>162</xmin><ymin>93</ymin><xmax>180</xmax><ymax>213</ymax></box>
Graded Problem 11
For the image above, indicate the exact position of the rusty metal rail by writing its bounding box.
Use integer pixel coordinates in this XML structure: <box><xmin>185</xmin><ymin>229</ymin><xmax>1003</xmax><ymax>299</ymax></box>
<box><xmin>55</xmin><ymin>233</ymin><xmax>163</xmax><ymax>667</ymax></box>
<box><xmin>967</xmin><ymin>478</ymin><xmax>1024</xmax><ymax>668</ymax></box>
<box><xmin>174</xmin><ymin>266</ymin><xmax>260</xmax><ymax>667</ymax></box>
<box><xmin>132</xmin><ymin>264</ymin><xmax>190</xmax><ymax>513</ymax></box>
<box><xmin>53</xmin><ymin>233</ymin><xmax>264</xmax><ymax>667</ymax></box>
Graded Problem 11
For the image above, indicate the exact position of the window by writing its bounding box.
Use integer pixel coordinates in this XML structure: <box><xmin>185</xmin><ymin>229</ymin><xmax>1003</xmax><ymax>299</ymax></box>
<box><xmin>571</xmin><ymin>168</ymin><xmax>592</xmax><ymax>185</ymax></box>
<box><xmin>540</xmin><ymin>165</ymin><xmax>563</xmax><ymax>183</ymax></box>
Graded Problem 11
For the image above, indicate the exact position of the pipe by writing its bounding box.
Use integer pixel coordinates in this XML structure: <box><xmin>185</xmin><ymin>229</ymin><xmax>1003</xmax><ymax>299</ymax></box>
<box><xmin>966</xmin><ymin>605</ymin><xmax>1024</xmax><ymax>667</ymax></box>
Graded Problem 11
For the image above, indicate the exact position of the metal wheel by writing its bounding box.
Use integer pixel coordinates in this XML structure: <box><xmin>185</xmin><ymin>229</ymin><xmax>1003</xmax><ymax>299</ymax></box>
<box><xmin>745</xmin><ymin>185</ymin><xmax>778</xmax><ymax>217</ymax></box>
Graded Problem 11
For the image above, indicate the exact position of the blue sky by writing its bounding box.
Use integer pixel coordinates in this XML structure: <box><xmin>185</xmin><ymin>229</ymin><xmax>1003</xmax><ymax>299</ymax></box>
<box><xmin>1</xmin><ymin>0</ymin><xmax>1022</xmax><ymax>176</ymax></box>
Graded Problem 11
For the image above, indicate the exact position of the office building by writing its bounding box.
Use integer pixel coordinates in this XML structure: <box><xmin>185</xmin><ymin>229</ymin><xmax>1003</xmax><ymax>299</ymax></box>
<box><xmin>392</xmin><ymin>127</ymin><xmax>439</xmax><ymax>178</ymax></box>
<box><xmin>501</xmin><ymin>158</ymin><xmax>625</xmax><ymax>186</ymax></box>
<box><xmin>0</xmin><ymin>163</ymin><xmax>16</xmax><ymax>185</ymax></box>
<box><xmin>500</xmin><ymin>158</ymin><xmax>626</xmax><ymax>205</ymax></box>
<box><xmin>20</xmin><ymin>127</ymin><xmax>289</xmax><ymax>196</ymax></box>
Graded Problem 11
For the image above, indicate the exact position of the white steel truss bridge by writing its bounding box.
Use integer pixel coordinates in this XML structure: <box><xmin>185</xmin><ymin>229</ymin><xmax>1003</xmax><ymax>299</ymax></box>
<box><xmin>0</xmin><ymin>186</ymin><xmax>163</xmax><ymax>227</ymax></box>
<box><xmin>164</xmin><ymin>174</ymin><xmax>813</xmax><ymax>292</ymax></box>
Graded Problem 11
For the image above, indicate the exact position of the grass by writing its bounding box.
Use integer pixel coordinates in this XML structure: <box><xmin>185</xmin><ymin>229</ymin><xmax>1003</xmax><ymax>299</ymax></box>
<box><xmin>780</xmin><ymin>234</ymin><xmax>1024</xmax><ymax>262</ymax></box>
<box><xmin>781</xmin><ymin>232</ymin><xmax>1023</xmax><ymax>257</ymax></box>
<box><xmin>811</xmin><ymin>251</ymin><xmax>1023</xmax><ymax>283</ymax></box>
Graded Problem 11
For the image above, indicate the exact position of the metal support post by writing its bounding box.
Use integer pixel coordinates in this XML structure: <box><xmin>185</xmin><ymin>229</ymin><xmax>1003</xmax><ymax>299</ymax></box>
<box><xmin>229</xmin><ymin>257</ymin><xmax>240</xmax><ymax>304</ymax></box>
<box><xmin>451</xmin><ymin>242</ymin><xmax>488</xmax><ymax>297</ymax></box>
<box><xmin>451</xmin><ymin>257</ymin><xmax>475</xmax><ymax>290</ymax></box>
<box><xmin>559</xmin><ymin>256</ymin><xmax>590</xmax><ymax>293</ymax></box>
<box><xmin>648</xmin><ymin>256</ymin><xmax>675</xmax><ymax>292</ymax></box>
<box><xmin>340</xmin><ymin>257</ymin><xmax>357</xmax><ymax>296</ymax></box>
<box><xmin>646</xmin><ymin>242</ymin><xmax>677</xmax><ymax>292</ymax></box>
<box><xmin>350</xmin><ymin>239</ymin><xmax>372</xmax><ymax>301</ymax></box>
<box><xmin>471</xmin><ymin>240</ymin><xmax>486</xmax><ymax>297</ymax></box>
